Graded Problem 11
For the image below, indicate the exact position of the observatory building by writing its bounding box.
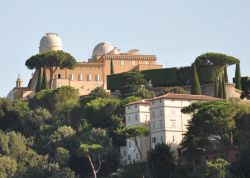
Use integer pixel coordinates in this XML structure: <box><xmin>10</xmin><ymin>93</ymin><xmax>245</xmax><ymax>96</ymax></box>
<box><xmin>8</xmin><ymin>33</ymin><xmax>162</xmax><ymax>100</ymax></box>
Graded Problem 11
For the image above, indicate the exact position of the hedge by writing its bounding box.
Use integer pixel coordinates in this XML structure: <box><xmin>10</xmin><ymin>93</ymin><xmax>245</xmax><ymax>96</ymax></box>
<box><xmin>107</xmin><ymin>66</ymin><xmax>216</xmax><ymax>91</ymax></box>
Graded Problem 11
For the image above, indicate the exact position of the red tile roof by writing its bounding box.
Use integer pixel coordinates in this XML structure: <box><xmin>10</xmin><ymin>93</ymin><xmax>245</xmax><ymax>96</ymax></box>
<box><xmin>153</xmin><ymin>93</ymin><xmax>223</xmax><ymax>101</ymax></box>
<box><xmin>125</xmin><ymin>99</ymin><xmax>151</xmax><ymax>106</ymax></box>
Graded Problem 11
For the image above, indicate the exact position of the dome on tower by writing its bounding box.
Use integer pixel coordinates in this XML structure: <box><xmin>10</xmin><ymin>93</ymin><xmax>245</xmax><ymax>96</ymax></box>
<box><xmin>39</xmin><ymin>33</ymin><xmax>63</xmax><ymax>53</ymax></box>
<box><xmin>92</xmin><ymin>42</ymin><xmax>114</xmax><ymax>57</ymax></box>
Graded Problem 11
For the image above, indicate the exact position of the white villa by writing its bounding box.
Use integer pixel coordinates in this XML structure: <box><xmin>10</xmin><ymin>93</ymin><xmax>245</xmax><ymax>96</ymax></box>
<box><xmin>120</xmin><ymin>93</ymin><xmax>222</xmax><ymax>165</ymax></box>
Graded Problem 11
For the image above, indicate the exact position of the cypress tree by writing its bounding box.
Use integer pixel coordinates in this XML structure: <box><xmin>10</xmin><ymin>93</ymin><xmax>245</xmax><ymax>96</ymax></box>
<box><xmin>235</xmin><ymin>63</ymin><xmax>242</xmax><ymax>90</ymax></box>
<box><xmin>224</xmin><ymin>67</ymin><xmax>228</xmax><ymax>83</ymax></box>
<box><xmin>35</xmin><ymin>68</ymin><xmax>42</xmax><ymax>92</ymax></box>
<box><xmin>110</xmin><ymin>58</ymin><xmax>114</xmax><ymax>74</ymax></box>
<box><xmin>214</xmin><ymin>77</ymin><xmax>219</xmax><ymax>97</ymax></box>
<box><xmin>218</xmin><ymin>76</ymin><xmax>223</xmax><ymax>99</ymax></box>
<box><xmin>222</xmin><ymin>73</ymin><xmax>227</xmax><ymax>99</ymax></box>
<box><xmin>191</xmin><ymin>63</ymin><xmax>201</xmax><ymax>95</ymax></box>
<box><xmin>41</xmin><ymin>67</ymin><xmax>48</xmax><ymax>90</ymax></box>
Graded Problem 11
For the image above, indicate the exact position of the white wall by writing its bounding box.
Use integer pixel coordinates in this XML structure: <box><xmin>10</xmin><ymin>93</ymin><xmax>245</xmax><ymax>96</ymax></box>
<box><xmin>150</xmin><ymin>98</ymin><xmax>192</xmax><ymax>152</ymax></box>
<box><xmin>125</xmin><ymin>103</ymin><xmax>150</xmax><ymax>164</ymax></box>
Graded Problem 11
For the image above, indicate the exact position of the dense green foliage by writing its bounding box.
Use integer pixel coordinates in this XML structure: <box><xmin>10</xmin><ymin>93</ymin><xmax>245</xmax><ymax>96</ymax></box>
<box><xmin>205</xmin><ymin>158</ymin><xmax>230</xmax><ymax>178</ymax></box>
<box><xmin>230</xmin><ymin>144</ymin><xmax>250</xmax><ymax>178</ymax></box>
<box><xmin>118</xmin><ymin>162</ymin><xmax>150</xmax><ymax>178</ymax></box>
<box><xmin>181</xmin><ymin>100</ymin><xmax>250</xmax><ymax>178</ymax></box>
<box><xmin>147</xmin><ymin>144</ymin><xmax>175</xmax><ymax>178</ymax></box>
<box><xmin>120</xmin><ymin>71</ymin><xmax>147</xmax><ymax>98</ymax></box>
<box><xmin>181</xmin><ymin>101</ymin><xmax>238</xmax><ymax>157</ymax></box>
<box><xmin>107</xmin><ymin>66</ymin><xmax>216</xmax><ymax>91</ymax></box>
<box><xmin>0</xmin><ymin>86</ymin><xmax>127</xmax><ymax>178</ymax></box>
<box><xmin>234</xmin><ymin>76</ymin><xmax>250</xmax><ymax>99</ymax></box>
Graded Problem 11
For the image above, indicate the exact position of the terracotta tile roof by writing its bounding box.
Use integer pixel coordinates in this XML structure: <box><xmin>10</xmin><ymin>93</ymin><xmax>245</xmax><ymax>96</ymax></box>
<box><xmin>125</xmin><ymin>99</ymin><xmax>151</xmax><ymax>106</ymax></box>
<box><xmin>153</xmin><ymin>93</ymin><xmax>223</xmax><ymax>101</ymax></box>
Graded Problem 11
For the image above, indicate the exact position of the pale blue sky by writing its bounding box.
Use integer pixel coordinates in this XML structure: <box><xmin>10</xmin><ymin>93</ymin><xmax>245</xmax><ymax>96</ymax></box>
<box><xmin>0</xmin><ymin>0</ymin><xmax>249</xmax><ymax>97</ymax></box>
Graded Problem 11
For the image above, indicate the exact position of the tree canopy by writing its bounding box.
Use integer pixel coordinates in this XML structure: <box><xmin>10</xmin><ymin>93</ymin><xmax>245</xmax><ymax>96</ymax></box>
<box><xmin>195</xmin><ymin>53</ymin><xmax>239</xmax><ymax>97</ymax></box>
<box><xmin>195</xmin><ymin>53</ymin><xmax>239</xmax><ymax>70</ymax></box>
<box><xmin>181</xmin><ymin>101</ymin><xmax>238</xmax><ymax>157</ymax></box>
<box><xmin>147</xmin><ymin>143</ymin><xmax>175</xmax><ymax>178</ymax></box>
<box><xmin>25</xmin><ymin>51</ymin><xmax>77</xmax><ymax>89</ymax></box>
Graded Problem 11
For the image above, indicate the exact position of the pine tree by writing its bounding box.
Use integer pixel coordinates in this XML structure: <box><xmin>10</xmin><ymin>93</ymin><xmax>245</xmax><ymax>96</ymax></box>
<box><xmin>41</xmin><ymin>67</ymin><xmax>48</xmax><ymax>90</ymax></box>
<box><xmin>224</xmin><ymin>67</ymin><xmax>228</xmax><ymax>83</ymax></box>
<box><xmin>35</xmin><ymin>68</ymin><xmax>42</xmax><ymax>92</ymax></box>
<box><xmin>110</xmin><ymin>58</ymin><xmax>114</xmax><ymax>74</ymax></box>
<box><xmin>235</xmin><ymin>63</ymin><xmax>242</xmax><ymax>90</ymax></box>
<box><xmin>191</xmin><ymin>63</ymin><xmax>201</xmax><ymax>95</ymax></box>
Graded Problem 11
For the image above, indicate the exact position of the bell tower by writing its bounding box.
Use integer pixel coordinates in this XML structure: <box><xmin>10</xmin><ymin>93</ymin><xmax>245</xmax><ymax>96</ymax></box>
<box><xmin>16</xmin><ymin>74</ymin><xmax>23</xmax><ymax>87</ymax></box>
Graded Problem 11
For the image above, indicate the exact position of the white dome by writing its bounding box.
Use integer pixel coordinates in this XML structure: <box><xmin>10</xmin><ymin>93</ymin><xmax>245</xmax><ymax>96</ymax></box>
<box><xmin>39</xmin><ymin>33</ymin><xmax>63</xmax><ymax>53</ymax></box>
<box><xmin>92</xmin><ymin>42</ymin><xmax>114</xmax><ymax>57</ymax></box>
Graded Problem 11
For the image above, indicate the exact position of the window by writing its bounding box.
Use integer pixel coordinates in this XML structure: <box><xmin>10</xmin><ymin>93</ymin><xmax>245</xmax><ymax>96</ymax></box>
<box><xmin>135</xmin><ymin>115</ymin><xmax>138</xmax><ymax>121</ymax></box>
<box><xmin>87</xmin><ymin>74</ymin><xmax>91</xmax><ymax>81</ymax></box>
<box><xmin>152</xmin><ymin>137</ymin><xmax>156</xmax><ymax>143</ymax></box>
<box><xmin>128</xmin><ymin>154</ymin><xmax>131</xmax><ymax>160</ymax></box>
<box><xmin>159</xmin><ymin>120</ymin><xmax>163</xmax><ymax>128</ymax></box>
<box><xmin>78</xmin><ymin>74</ymin><xmax>83</xmax><ymax>81</ymax></box>
<box><xmin>159</xmin><ymin>99</ymin><xmax>162</xmax><ymax>103</ymax></box>
<box><xmin>95</xmin><ymin>74</ymin><xmax>100</xmax><ymax>81</ymax></box>
<box><xmin>69</xmin><ymin>74</ymin><xmax>74</xmax><ymax>81</ymax></box>
<box><xmin>161</xmin><ymin>135</ymin><xmax>164</xmax><ymax>143</ymax></box>
<box><xmin>151</xmin><ymin>121</ymin><xmax>155</xmax><ymax>129</ymax></box>
<box><xmin>172</xmin><ymin>135</ymin><xmax>175</xmax><ymax>142</ymax></box>
<box><xmin>127</xmin><ymin>116</ymin><xmax>131</xmax><ymax>122</ymax></box>
<box><xmin>152</xmin><ymin>111</ymin><xmax>155</xmax><ymax>118</ymax></box>
<box><xmin>120</xmin><ymin>60</ymin><xmax>125</xmax><ymax>66</ymax></box>
<box><xmin>136</xmin><ymin>153</ymin><xmax>138</xmax><ymax>159</ymax></box>
<box><xmin>160</xmin><ymin>110</ymin><xmax>163</xmax><ymax>116</ymax></box>
<box><xmin>128</xmin><ymin>106</ymin><xmax>130</xmax><ymax>109</ymax></box>
<box><xmin>170</xmin><ymin>120</ymin><xmax>176</xmax><ymax>128</ymax></box>
<box><xmin>132</xmin><ymin>61</ymin><xmax>136</xmax><ymax>66</ymax></box>
<box><xmin>128</xmin><ymin>141</ymin><xmax>131</xmax><ymax>148</ymax></box>
<box><xmin>57</xmin><ymin>74</ymin><xmax>61</xmax><ymax>79</ymax></box>
<box><xmin>135</xmin><ymin>104</ymin><xmax>137</xmax><ymax>109</ymax></box>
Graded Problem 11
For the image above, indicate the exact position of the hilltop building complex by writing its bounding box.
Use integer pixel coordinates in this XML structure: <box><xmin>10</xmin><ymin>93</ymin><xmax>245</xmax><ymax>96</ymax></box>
<box><xmin>8</xmin><ymin>33</ymin><xmax>162</xmax><ymax>100</ymax></box>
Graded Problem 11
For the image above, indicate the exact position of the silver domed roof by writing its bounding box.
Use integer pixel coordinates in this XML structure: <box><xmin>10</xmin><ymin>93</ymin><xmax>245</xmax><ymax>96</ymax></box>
<box><xmin>92</xmin><ymin>42</ymin><xmax>114</xmax><ymax>57</ymax></box>
<box><xmin>39</xmin><ymin>33</ymin><xmax>63</xmax><ymax>53</ymax></box>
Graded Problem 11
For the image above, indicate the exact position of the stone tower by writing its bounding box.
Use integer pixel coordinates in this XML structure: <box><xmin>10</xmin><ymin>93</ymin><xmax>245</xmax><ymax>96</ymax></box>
<box><xmin>16</xmin><ymin>74</ymin><xmax>23</xmax><ymax>87</ymax></box>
